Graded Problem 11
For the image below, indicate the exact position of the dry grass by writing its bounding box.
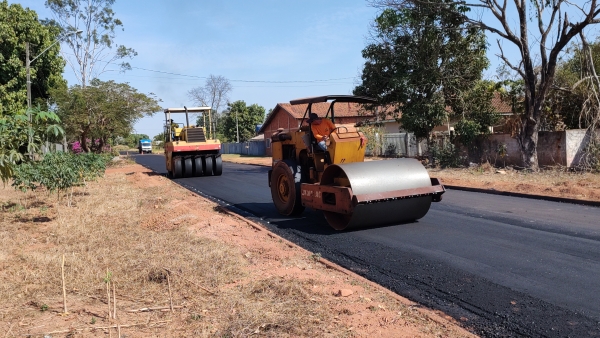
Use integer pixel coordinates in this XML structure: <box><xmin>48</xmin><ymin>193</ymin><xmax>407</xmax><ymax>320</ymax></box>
<box><xmin>0</xmin><ymin>164</ymin><xmax>474</xmax><ymax>338</ymax></box>
<box><xmin>430</xmin><ymin>164</ymin><xmax>600</xmax><ymax>201</ymax></box>
<box><xmin>0</xmin><ymin>175</ymin><xmax>246</xmax><ymax>336</ymax></box>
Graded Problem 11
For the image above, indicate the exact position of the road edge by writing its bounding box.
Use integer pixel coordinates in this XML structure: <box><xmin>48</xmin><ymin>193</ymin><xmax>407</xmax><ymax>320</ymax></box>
<box><xmin>444</xmin><ymin>184</ymin><xmax>600</xmax><ymax>207</ymax></box>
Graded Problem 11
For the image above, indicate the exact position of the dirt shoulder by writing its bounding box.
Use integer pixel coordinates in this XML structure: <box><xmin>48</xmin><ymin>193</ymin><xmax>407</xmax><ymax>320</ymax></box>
<box><xmin>0</xmin><ymin>161</ymin><xmax>474</xmax><ymax>337</ymax></box>
<box><xmin>222</xmin><ymin>154</ymin><xmax>600</xmax><ymax>203</ymax></box>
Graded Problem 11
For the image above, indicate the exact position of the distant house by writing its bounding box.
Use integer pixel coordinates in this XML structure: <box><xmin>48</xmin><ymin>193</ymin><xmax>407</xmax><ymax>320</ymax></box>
<box><xmin>258</xmin><ymin>102</ymin><xmax>375</xmax><ymax>156</ymax></box>
<box><xmin>371</xmin><ymin>92</ymin><xmax>514</xmax><ymax>135</ymax></box>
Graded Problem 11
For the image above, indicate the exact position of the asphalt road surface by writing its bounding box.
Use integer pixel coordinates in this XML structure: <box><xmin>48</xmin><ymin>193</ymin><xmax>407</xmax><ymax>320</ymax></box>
<box><xmin>133</xmin><ymin>154</ymin><xmax>600</xmax><ymax>337</ymax></box>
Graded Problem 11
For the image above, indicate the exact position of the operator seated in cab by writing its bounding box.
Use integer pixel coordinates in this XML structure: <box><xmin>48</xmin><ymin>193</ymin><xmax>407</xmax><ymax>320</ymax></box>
<box><xmin>307</xmin><ymin>113</ymin><xmax>336</xmax><ymax>151</ymax></box>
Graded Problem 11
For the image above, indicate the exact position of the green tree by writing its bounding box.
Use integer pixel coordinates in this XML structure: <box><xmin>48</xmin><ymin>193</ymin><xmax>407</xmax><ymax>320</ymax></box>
<box><xmin>153</xmin><ymin>132</ymin><xmax>166</xmax><ymax>143</ymax></box>
<box><xmin>545</xmin><ymin>39</ymin><xmax>600</xmax><ymax>131</ymax></box>
<box><xmin>125</xmin><ymin>133</ymin><xmax>149</xmax><ymax>148</ymax></box>
<box><xmin>384</xmin><ymin>0</ymin><xmax>600</xmax><ymax>169</ymax></box>
<box><xmin>0</xmin><ymin>1</ymin><xmax>66</xmax><ymax>115</ymax></box>
<box><xmin>220</xmin><ymin>101</ymin><xmax>265</xmax><ymax>143</ymax></box>
<box><xmin>45</xmin><ymin>0</ymin><xmax>136</xmax><ymax>87</ymax></box>
<box><xmin>51</xmin><ymin>79</ymin><xmax>161</xmax><ymax>152</ymax></box>
<box><xmin>354</xmin><ymin>1</ymin><xmax>489</xmax><ymax>141</ymax></box>
<box><xmin>454</xmin><ymin>80</ymin><xmax>500</xmax><ymax>145</ymax></box>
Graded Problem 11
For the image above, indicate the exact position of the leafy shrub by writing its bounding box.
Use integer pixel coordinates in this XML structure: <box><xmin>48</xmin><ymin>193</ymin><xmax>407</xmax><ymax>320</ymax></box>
<box><xmin>429</xmin><ymin>142</ymin><xmax>463</xmax><ymax>168</ymax></box>
<box><xmin>70</xmin><ymin>141</ymin><xmax>83</xmax><ymax>154</ymax></box>
<box><xmin>12</xmin><ymin>152</ymin><xmax>109</xmax><ymax>198</ymax></box>
<box><xmin>454</xmin><ymin>119</ymin><xmax>482</xmax><ymax>146</ymax></box>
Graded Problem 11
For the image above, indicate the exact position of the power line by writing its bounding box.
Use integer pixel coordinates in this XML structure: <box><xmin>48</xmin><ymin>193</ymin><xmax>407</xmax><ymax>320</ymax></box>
<box><xmin>60</xmin><ymin>51</ymin><xmax>358</xmax><ymax>84</ymax></box>
<box><xmin>129</xmin><ymin>65</ymin><xmax>356</xmax><ymax>83</ymax></box>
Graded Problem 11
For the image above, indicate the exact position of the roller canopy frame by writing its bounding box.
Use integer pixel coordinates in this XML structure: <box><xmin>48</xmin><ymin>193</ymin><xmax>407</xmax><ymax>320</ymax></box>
<box><xmin>290</xmin><ymin>95</ymin><xmax>377</xmax><ymax>126</ymax></box>
<box><xmin>164</xmin><ymin>107</ymin><xmax>212</xmax><ymax>114</ymax></box>
<box><xmin>164</xmin><ymin>106</ymin><xmax>214</xmax><ymax>141</ymax></box>
<box><xmin>290</xmin><ymin>95</ymin><xmax>377</xmax><ymax>105</ymax></box>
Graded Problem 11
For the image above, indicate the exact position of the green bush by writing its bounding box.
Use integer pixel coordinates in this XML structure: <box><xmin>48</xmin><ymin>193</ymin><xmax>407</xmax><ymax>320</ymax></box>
<box><xmin>429</xmin><ymin>142</ymin><xmax>463</xmax><ymax>168</ymax></box>
<box><xmin>12</xmin><ymin>152</ymin><xmax>109</xmax><ymax>197</ymax></box>
<box><xmin>454</xmin><ymin>119</ymin><xmax>482</xmax><ymax>146</ymax></box>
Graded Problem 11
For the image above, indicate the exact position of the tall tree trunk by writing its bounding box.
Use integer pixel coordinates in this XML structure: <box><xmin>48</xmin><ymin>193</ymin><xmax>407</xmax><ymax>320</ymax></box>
<box><xmin>518</xmin><ymin>117</ymin><xmax>539</xmax><ymax>170</ymax></box>
<box><xmin>81</xmin><ymin>131</ymin><xmax>90</xmax><ymax>153</ymax></box>
<box><xmin>518</xmin><ymin>87</ymin><xmax>549</xmax><ymax>171</ymax></box>
<box><xmin>98</xmin><ymin>138</ymin><xmax>106</xmax><ymax>153</ymax></box>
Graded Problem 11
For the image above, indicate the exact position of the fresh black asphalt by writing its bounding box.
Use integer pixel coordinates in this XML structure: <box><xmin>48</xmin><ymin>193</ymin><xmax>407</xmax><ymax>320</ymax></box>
<box><xmin>133</xmin><ymin>154</ymin><xmax>600</xmax><ymax>337</ymax></box>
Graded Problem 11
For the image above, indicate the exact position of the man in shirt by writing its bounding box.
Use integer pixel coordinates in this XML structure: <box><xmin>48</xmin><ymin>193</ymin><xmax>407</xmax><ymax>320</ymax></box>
<box><xmin>307</xmin><ymin>113</ymin><xmax>336</xmax><ymax>151</ymax></box>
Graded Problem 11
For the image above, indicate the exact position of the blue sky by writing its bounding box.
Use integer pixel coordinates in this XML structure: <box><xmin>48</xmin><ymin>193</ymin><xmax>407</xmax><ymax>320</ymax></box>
<box><xmin>13</xmin><ymin>1</ymin><xmax>594</xmax><ymax>139</ymax></box>
<box><xmin>14</xmin><ymin>0</ymin><xmax>383</xmax><ymax>138</ymax></box>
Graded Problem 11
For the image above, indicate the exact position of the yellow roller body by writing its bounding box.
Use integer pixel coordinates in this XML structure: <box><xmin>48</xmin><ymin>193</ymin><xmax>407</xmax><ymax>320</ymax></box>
<box><xmin>269</xmin><ymin>95</ymin><xmax>444</xmax><ymax>231</ymax></box>
<box><xmin>312</xmin><ymin>158</ymin><xmax>439</xmax><ymax>230</ymax></box>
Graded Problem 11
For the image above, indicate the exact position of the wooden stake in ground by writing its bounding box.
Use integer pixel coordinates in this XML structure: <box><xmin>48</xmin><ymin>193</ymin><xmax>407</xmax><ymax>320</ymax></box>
<box><xmin>61</xmin><ymin>254</ymin><xmax>68</xmax><ymax>314</ymax></box>
<box><xmin>166</xmin><ymin>272</ymin><xmax>174</xmax><ymax>313</ymax></box>
<box><xmin>113</xmin><ymin>282</ymin><xmax>117</xmax><ymax>319</ymax></box>
<box><xmin>106</xmin><ymin>268</ymin><xmax>111</xmax><ymax>320</ymax></box>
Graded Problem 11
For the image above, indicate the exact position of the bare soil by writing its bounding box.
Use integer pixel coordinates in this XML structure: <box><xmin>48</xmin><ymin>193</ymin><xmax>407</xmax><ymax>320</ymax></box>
<box><xmin>0</xmin><ymin>160</ymin><xmax>474</xmax><ymax>337</ymax></box>
<box><xmin>222</xmin><ymin>154</ymin><xmax>600</xmax><ymax>202</ymax></box>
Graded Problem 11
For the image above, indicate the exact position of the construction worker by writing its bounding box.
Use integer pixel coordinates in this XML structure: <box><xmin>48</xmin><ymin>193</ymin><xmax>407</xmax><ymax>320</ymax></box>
<box><xmin>170</xmin><ymin>119</ymin><xmax>179</xmax><ymax>140</ymax></box>
<box><xmin>307</xmin><ymin>113</ymin><xmax>336</xmax><ymax>151</ymax></box>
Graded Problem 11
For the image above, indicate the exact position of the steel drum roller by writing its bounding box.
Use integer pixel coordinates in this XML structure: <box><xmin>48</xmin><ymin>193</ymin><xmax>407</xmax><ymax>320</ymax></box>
<box><xmin>320</xmin><ymin>158</ymin><xmax>433</xmax><ymax>230</ymax></box>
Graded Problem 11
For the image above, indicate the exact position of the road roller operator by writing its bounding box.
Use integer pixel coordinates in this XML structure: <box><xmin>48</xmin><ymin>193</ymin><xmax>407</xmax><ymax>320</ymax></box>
<box><xmin>307</xmin><ymin>113</ymin><xmax>336</xmax><ymax>151</ymax></box>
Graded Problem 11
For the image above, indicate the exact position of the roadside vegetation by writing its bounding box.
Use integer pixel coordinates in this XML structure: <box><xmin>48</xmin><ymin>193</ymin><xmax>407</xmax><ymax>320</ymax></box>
<box><xmin>0</xmin><ymin>163</ymin><xmax>473</xmax><ymax>337</ymax></box>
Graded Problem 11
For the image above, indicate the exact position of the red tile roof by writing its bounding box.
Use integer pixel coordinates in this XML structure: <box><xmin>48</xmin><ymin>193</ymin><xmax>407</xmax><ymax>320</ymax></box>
<box><xmin>277</xmin><ymin>102</ymin><xmax>375</xmax><ymax>119</ymax></box>
<box><xmin>491</xmin><ymin>92</ymin><xmax>513</xmax><ymax>114</ymax></box>
<box><xmin>258</xmin><ymin>102</ymin><xmax>376</xmax><ymax>134</ymax></box>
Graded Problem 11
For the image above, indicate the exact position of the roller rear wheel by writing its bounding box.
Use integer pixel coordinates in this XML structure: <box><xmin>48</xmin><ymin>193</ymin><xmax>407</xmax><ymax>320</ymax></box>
<box><xmin>270</xmin><ymin>160</ymin><xmax>304</xmax><ymax>216</ymax></box>
<box><xmin>194</xmin><ymin>157</ymin><xmax>204</xmax><ymax>176</ymax></box>
<box><xmin>213</xmin><ymin>155</ymin><xmax>223</xmax><ymax>176</ymax></box>
<box><xmin>203</xmin><ymin>156</ymin><xmax>213</xmax><ymax>176</ymax></box>
<box><xmin>173</xmin><ymin>157</ymin><xmax>183</xmax><ymax>178</ymax></box>
<box><xmin>183</xmin><ymin>158</ymin><xmax>193</xmax><ymax>178</ymax></box>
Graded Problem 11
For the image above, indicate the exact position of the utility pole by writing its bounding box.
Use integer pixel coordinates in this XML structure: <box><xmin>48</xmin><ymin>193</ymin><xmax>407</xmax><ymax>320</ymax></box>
<box><xmin>236</xmin><ymin>109</ymin><xmax>239</xmax><ymax>143</ymax></box>
<box><xmin>26</xmin><ymin>42</ymin><xmax>33</xmax><ymax>158</ymax></box>
<box><xmin>25</xmin><ymin>30</ymin><xmax>81</xmax><ymax>157</ymax></box>
<box><xmin>26</xmin><ymin>42</ymin><xmax>32</xmax><ymax>109</ymax></box>
<box><xmin>208</xmin><ymin>109</ymin><xmax>213</xmax><ymax>139</ymax></box>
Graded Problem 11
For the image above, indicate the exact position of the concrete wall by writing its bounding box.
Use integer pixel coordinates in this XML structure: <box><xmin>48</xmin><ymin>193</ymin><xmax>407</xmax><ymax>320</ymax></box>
<box><xmin>459</xmin><ymin>130</ymin><xmax>596</xmax><ymax>168</ymax></box>
<box><xmin>537</xmin><ymin>131</ymin><xmax>566</xmax><ymax>166</ymax></box>
<box><xmin>566</xmin><ymin>130</ymin><xmax>588</xmax><ymax>167</ymax></box>
<box><xmin>366</xmin><ymin>133</ymin><xmax>428</xmax><ymax>157</ymax></box>
<box><xmin>41</xmin><ymin>142</ymin><xmax>66</xmax><ymax>153</ymax></box>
